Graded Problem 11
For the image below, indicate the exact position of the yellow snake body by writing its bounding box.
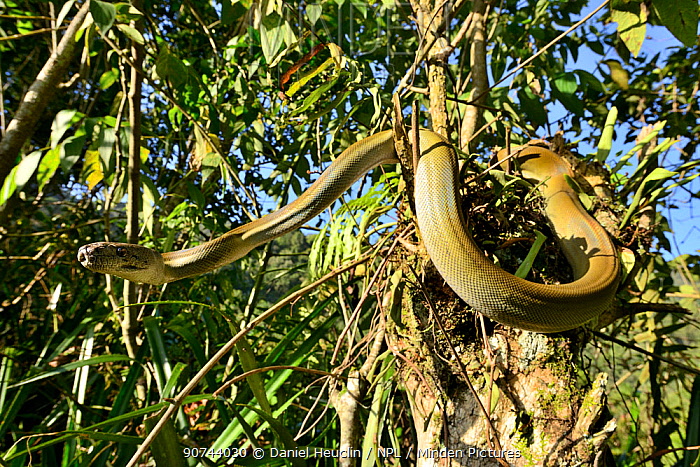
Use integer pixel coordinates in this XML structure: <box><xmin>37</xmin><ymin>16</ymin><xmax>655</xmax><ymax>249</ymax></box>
<box><xmin>78</xmin><ymin>129</ymin><xmax>619</xmax><ymax>332</ymax></box>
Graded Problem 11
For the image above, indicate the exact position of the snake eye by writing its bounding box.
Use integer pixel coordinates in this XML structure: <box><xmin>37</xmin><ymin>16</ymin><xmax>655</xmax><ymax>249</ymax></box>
<box><xmin>116</xmin><ymin>247</ymin><xmax>127</xmax><ymax>257</ymax></box>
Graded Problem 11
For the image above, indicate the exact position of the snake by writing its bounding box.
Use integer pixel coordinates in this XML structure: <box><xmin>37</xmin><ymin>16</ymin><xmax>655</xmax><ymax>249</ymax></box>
<box><xmin>78</xmin><ymin>129</ymin><xmax>620</xmax><ymax>332</ymax></box>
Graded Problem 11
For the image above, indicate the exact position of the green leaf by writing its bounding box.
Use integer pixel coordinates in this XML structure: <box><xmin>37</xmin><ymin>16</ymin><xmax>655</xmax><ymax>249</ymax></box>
<box><xmin>306</xmin><ymin>4</ymin><xmax>322</xmax><ymax>25</ymax></box>
<box><xmin>611</xmin><ymin>120</ymin><xmax>666</xmax><ymax>173</ymax></box>
<box><xmin>83</xmin><ymin>149</ymin><xmax>104</xmax><ymax>190</ymax></box>
<box><xmin>286</xmin><ymin>57</ymin><xmax>335</xmax><ymax>97</ymax></box>
<box><xmin>0</xmin><ymin>150</ymin><xmax>42</xmax><ymax>205</ymax></box>
<box><xmin>222</xmin><ymin>0</ymin><xmax>249</xmax><ymax>25</ymax></box>
<box><xmin>576</xmin><ymin>70</ymin><xmax>604</xmax><ymax>92</ymax></box>
<box><xmin>116</xmin><ymin>24</ymin><xmax>144</xmax><ymax>44</ymax></box>
<box><xmin>236</xmin><ymin>337</ymin><xmax>273</xmax><ymax>415</ymax></box>
<box><xmin>37</xmin><ymin>146</ymin><xmax>61</xmax><ymax>193</ymax></box>
<box><xmin>115</xmin><ymin>3</ymin><xmax>144</xmax><ymax>22</ymax></box>
<box><xmin>619</xmin><ymin>167</ymin><xmax>678</xmax><ymax>228</ymax></box>
<box><xmin>552</xmin><ymin>87</ymin><xmax>584</xmax><ymax>116</ymax></box>
<box><xmin>155</xmin><ymin>50</ymin><xmax>188</xmax><ymax>88</ymax></box>
<box><xmin>187</xmin><ymin>182</ymin><xmax>206</xmax><ymax>209</ymax></box>
<box><xmin>90</xmin><ymin>0</ymin><xmax>117</xmax><ymax>34</ymax></box>
<box><xmin>56</xmin><ymin>0</ymin><xmax>76</xmax><ymax>31</ymax></box>
<box><xmin>289</xmin><ymin>75</ymin><xmax>340</xmax><ymax>116</ymax></box>
<box><xmin>652</xmin><ymin>0</ymin><xmax>699</xmax><ymax>47</ymax></box>
<box><xmin>514</xmin><ymin>230</ymin><xmax>546</xmax><ymax>279</ymax></box>
<box><xmin>683</xmin><ymin>375</ymin><xmax>700</xmax><ymax>467</ymax></box>
<box><xmin>611</xmin><ymin>6</ymin><xmax>647</xmax><ymax>57</ymax></box>
<box><xmin>98</xmin><ymin>68</ymin><xmax>119</xmax><ymax>90</ymax></box>
<box><xmin>518</xmin><ymin>88</ymin><xmax>547</xmax><ymax>128</ymax></box>
<box><xmin>260</xmin><ymin>15</ymin><xmax>285</xmax><ymax>64</ymax></box>
<box><xmin>553</xmin><ymin>73</ymin><xmax>577</xmax><ymax>95</ymax></box>
<box><xmin>9</xmin><ymin>355</ymin><xmax>132</xmax><ymax>388</ymax></box>
<box><xmin>50</xmin><ymin>109</ymin><xmax>82</xmax><ymax>148</ymax></box>
<box><xmin>596</xmin><ymin>106</ymin><xmax>617</xmax><ymax>162</ymax></box>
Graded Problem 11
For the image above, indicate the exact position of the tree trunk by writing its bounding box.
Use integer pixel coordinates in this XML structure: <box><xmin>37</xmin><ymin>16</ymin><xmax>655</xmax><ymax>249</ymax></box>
<box><xmin>389</xmin><ymin>270</ymin><xmax>616</xmax><ymax>466</ymax></box>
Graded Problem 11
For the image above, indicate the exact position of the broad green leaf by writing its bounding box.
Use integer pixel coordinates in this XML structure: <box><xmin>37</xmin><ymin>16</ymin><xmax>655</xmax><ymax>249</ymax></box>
<box><xmin>97</xmin><ymin>126</ymin><xmax>116</xmax><ymax>171</ymax></box>
<box><xmin>37</xmin><ymin>146</ymin><xmax>61</xmax><ymax>193</ymax></box>
<box><xmin>116</xmin><ymin>24</ymin><xmax>144</xmax><ymax>44</ymax></box>
<box><xmin>56</xmin><ymin>0</ymin><xmax>76</xmax><ymax>30</ymax></box>
<box><xmin>187</xmin><ymin>182</ymin><xmax>206</xmax><ymax>209</ymax></box>
<box><xmin>98</xmin><ymin>68</ymin><xmax>119</xmax><ymax>89</ymax></box>
<box><xmin>0</xmin><ymin>151</ymin><xmax>41</xmax><ymax>206</ymax></box>
<box><xmin>90</xmin><ymin>0</ymin><xmax>116</xmax><ymax>34</ymax></box>
<box><xmin>619</xmin><ymin>248</ymin><xmax>636</xmax><ymax>284</ymax></box>
<box><xmin>13</xmin><ymin>151</ymin><xmax>43</xmax><ymax>189</ymax></box>
<box><xmin>155</xmin><ymin>50</ymin><xmax>188</xmax><ymax>88</ymax></box>
<box><xmin>652</xmin><ymin>0</ymin><xmax>699</xmax><ymax>47</ymax></box>
<box><xmin>518</xmin><ymin>87</ymin><xmax>547</xmax><ymax>128</ymax></box>
<box><xmin>141</xmin><ymin>175</ymin><xmax>159</xmax><ymax>236</ymax></box>
<box><xmin>260</xmin><ymin>15</ymin><xmax>284</xmax><ymax>64</ymax></box>
<box><xmin>168</xmin><ymin>107</ymin><xmax>183</xmax><ymax>127</ymax></box>
<box><xmin>553</xmin><ymin>73</ymin><xmax>577</xmax><ymax>95</ymax></box>
<box><xmin>306</xmin><ymin>4</ymin><xmax>322</xmax><ymax>25</ymax></box>
<box><xmin>50</xmin><ymin>109</ymin><xmax>82</xmax><ymax>148</ymax></box>
<box><xmin>603</xmin><ymin>59</ymin><xmax>630</xmax><ymax>90</ymax></box>
<box><xmin>576</xmin><ymin>70</ymin><xmax>604</xmax><ymax>92</ymax></box>
<box><xmin>115</xmin><ymin>3</ymin><xmax>144</xmax><ymax>21</ymax></box>
<box><xmin>552</xmin><ymin>87</ymin><xmax>584</xmax><ymax>116</ymax></box>
<box><xmin>611</xmin><ymin>6</ymin><xmax>646</xmax><ymax>56</ymax></box>
<box><xmin>222</xmin><ymin>0</ymin><xmax>250</xmax><ymax>25</ymax></box>
<box><xmin>0</xmin><ymin>151</ymin><xmax>42</xmax><ymax>205</ymax></box>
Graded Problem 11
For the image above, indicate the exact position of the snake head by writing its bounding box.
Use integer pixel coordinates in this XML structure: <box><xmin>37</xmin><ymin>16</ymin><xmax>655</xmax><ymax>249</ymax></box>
<box><xmin>77</xmin><ymin>242</ymin><xmax>166</xmax><ymax>285</ymax></box>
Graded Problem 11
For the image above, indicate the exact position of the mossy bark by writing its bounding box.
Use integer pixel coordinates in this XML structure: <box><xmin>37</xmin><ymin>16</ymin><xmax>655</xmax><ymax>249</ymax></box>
<box><xmin>388</xmin><ymin>264</ymin><xmax>615</xmax><ymax>466</ymax></box>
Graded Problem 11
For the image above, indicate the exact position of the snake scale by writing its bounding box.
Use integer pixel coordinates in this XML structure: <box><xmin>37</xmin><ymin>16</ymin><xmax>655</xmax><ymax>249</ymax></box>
<box><xmin>78</xmin><ymin>129</ymin><xmax>620</xmax><ymax>332</ymax></box>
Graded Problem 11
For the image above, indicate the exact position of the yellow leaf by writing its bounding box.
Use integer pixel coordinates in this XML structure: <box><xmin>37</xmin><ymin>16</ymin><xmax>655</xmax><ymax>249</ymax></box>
<box><xmin>84</xmin><ymin>149</ymin><xmax>104</xmax><ymax>190</ymax></box>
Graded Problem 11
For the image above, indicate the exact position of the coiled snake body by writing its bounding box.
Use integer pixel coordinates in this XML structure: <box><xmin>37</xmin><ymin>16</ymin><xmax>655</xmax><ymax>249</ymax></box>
<box><xmin>78</xmin><ymin>130</ymin><xmax>619</xmax><ymax>332</ymax></box>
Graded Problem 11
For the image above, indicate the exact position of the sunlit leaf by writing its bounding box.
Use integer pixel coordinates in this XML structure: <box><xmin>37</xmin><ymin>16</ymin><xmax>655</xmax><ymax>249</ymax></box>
<box><xmin>37</xmin><ymin>146</ymin><xmax>61</xmax><ymax>193</ymax></box>
<box><xmin>0</xmin><ymin>151</ymin><xmax>42</xmax><ymax>205</ymax></box>
<box><xmin>611</xmin><ymin>6</ymin><xmax>646</xmax><ymax>56</ymax></box>
<box><xmin>652</xmin><ymin>0</ymin><xmax>698</xmax><ymax>47</ymax></box>
<box><xmin>90</xmin><ymin>0</ymin><xmax>116</xmax><ymax>34</ymax></box>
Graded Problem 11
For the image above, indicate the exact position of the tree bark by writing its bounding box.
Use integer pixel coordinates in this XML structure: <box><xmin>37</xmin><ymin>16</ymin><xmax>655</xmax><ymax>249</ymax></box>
<box><xmin>392</xmin><ymin>278</ymin><xmax>615</xmax><ymax>466</ymax></box>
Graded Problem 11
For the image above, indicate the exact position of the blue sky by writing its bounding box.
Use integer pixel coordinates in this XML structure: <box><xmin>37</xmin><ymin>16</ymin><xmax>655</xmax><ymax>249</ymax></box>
<box><xmin>562</xmin><ymin>4</ymin><xmax>699</xmax><ymax>259</ymax></box>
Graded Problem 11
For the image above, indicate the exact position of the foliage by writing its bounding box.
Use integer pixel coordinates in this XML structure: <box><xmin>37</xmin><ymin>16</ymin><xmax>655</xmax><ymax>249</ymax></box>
<box><xmin>0</xmin><ymin>0</ymin><xmax>699</xmax><ymax>465</ymax></box>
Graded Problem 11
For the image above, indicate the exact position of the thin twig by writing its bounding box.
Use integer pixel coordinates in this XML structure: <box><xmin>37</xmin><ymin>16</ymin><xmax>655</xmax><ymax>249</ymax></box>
<box><xmin>472</xmin><ymin>0</ymin><xmax>610</xmax><ymax>104</ymax></box>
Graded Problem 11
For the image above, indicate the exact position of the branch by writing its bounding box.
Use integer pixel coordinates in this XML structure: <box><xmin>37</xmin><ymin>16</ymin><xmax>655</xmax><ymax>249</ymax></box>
<box><xmin>0</xmin><ymin>1</ymin><xmax>89</xmax><ymax>187</ymax></box>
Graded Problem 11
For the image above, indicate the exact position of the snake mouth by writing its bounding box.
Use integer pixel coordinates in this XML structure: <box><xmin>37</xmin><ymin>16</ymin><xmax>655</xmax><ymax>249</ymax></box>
<box><xmin>77</xmin><ymin>246</ymin><xmax>90</xmax><ymax>267</ymax></box>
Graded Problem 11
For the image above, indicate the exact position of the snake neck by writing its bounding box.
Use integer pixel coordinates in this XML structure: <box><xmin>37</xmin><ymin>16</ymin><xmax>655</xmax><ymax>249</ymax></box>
<box><xmin>158</xmin><ymin>131</ymin><xmax>400</xmax><ymax>283</ymax></box>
